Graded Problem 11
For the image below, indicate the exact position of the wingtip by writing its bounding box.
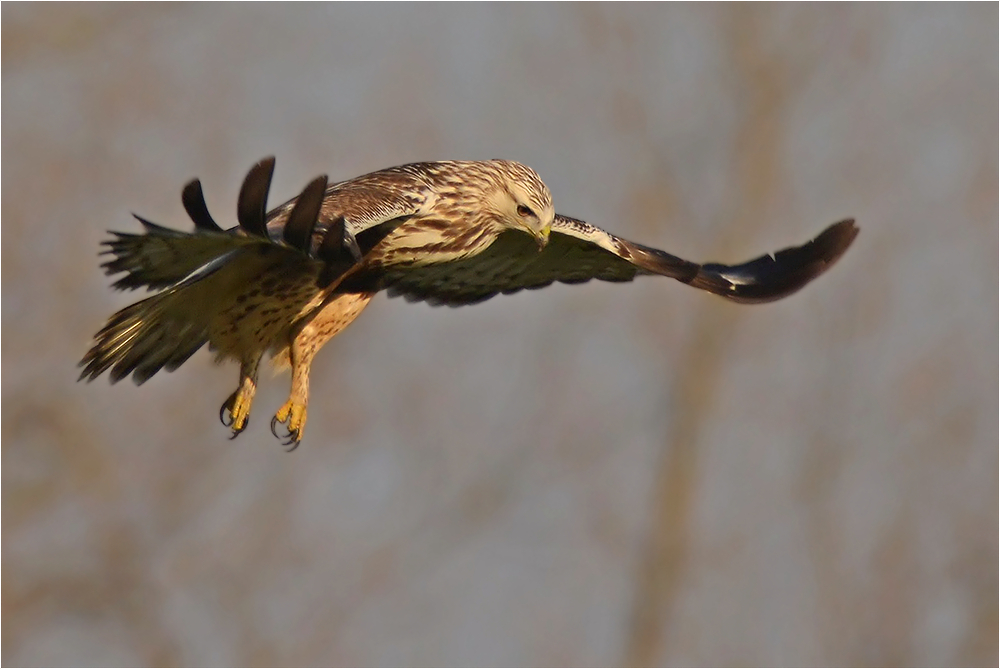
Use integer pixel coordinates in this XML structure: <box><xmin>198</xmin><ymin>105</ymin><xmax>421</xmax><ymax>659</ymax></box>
<box><xmin>131</xmin><ymin>212</ymin><xmax>154</xmax><ymax>228</ymax></box>
<box><xmin>282</xmin><ymin>174</ymin><xmax>330</xmax><ymax>252</ymax></box>
<box><xmin>689</xmin><ymin>217</ymin><xmax>860</xmax><ymax>304</ymax></box>
<box><xmin>815</xmin><ymin>218</ymin><xmax>860</xmax><ymax>266</ymax></box>
<box><xmin>182</xmin><ymin>178</ymin><xmax>225</xmax><ymax>232</ymax></box>
<box><xmin>237</xmin><ymin>157</ymin><xmax>277</xmax><ymax>238</ymax></box>
<box><xmin>830</xmin><ymin>217</ymin><xmax>859</xmax><ymax>237</ymax></box>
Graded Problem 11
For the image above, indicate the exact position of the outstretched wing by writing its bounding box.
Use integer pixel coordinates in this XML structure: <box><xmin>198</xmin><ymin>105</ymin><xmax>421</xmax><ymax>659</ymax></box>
<box><xmin>367</xmin><ymin>215</ymin><xmax>858</xmax><ymax>306</ymax></box>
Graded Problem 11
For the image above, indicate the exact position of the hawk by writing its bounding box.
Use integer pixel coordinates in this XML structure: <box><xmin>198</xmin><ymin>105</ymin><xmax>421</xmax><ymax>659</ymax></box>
<box><xmin>80</xmin><ymin>157</ymin><xmax>858</xmax><ymax>447</ymax></box>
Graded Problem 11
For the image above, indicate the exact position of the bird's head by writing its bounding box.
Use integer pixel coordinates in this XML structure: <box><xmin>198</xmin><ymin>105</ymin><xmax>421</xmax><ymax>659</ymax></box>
<box><xmin>483</xmin><ymin>160</ymin><xmax>555</xmax><ymax>249</ymax></box>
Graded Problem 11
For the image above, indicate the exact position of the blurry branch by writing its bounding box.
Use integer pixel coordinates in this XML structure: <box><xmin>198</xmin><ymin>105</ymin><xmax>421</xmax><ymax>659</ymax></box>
<box><xmin>624</xmin><ymin>6</ymin><xmax>794</xmax><ymax>664</ymax></box>
<box><xmin>623</xmin><ymin>307</ymin><xmax>736</xmax><ymax>666</ymax></box>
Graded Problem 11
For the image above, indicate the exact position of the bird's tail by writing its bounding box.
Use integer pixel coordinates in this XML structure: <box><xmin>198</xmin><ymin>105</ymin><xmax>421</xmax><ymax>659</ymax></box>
<box><xmin>78</xmin><ymin>286</ymin><xmax>212</xmax><ymax>385</ymax></box>
<box><xmin>82</xmin><ymin>230</ymin><xmax>318</xmax><ymax>385</ymax></box>
<box><xmin>82</xmin><ymin>218</ymin><xmax>266</xmax><ymax>384</ymax></box>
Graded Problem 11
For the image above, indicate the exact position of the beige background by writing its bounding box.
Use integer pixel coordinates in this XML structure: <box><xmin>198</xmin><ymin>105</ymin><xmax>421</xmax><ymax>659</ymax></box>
<box><xmin>3</xmin><ymin>4</ymin><xmax>996</xmax><ymax>666</ymax></box>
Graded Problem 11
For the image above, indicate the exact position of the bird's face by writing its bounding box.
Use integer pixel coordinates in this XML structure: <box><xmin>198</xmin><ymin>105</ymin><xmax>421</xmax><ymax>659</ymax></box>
<box><xmin>484</xmin><ymin>161</ymin><xmax>555</xmax><ymax>249</ymax></box>
<box><xmin>508</xmin><ymin>182</ymin><xmax>555</xmax><ymax>250</ymax></box>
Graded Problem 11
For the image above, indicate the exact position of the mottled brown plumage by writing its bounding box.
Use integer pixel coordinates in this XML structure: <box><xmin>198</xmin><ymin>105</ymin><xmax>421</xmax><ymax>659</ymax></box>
<box><xmin>80</xmin><ymin>157</ymin><xmax>858</xmax><ymax>447</ymax></box>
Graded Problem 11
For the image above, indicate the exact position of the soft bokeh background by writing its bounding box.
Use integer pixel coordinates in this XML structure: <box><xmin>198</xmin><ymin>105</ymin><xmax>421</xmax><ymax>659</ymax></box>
<box><xmin>3</xmin><ymin>4</ymin><xmax>996</xmax><ymax>666</ymax></box>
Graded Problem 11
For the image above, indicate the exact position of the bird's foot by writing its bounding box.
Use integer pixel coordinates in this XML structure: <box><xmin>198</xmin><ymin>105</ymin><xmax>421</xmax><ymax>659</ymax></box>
<box><xmin>271</xmin><ymin>400</ymin><xmax>307</xmax><ymax>450</ymax></box>
<box><xmin>219</xmin><ymin>388</ymin><xmax>253</xmax><ymax>439</ymax></box>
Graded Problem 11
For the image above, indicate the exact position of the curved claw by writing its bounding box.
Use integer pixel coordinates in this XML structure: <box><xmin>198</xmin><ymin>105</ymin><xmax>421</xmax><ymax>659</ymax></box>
<box><xmin>270</xmin><ymin>414</ymin><xmax>301</xmax><ymax>451</ymax></box>
<box><xmin>219</xmin><ymin>391</ymin><xmax>238</xmax><ymax>427</ymax></box>
<box><xmin>220</xmin><ymin>390</ymin><xmax>250</xmax><ymax>439</ymax></box>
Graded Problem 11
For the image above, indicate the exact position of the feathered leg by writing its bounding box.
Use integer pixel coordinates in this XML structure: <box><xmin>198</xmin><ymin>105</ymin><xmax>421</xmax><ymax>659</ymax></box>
<box><xmin>271</xmin><ymin>343</ymin><xmax>312</xmax><ymax>450</ymax></box>
<box><xmin>271</xmin><ymin>292</ymin><xmax>374</xmax><ymax>448</ymax></box>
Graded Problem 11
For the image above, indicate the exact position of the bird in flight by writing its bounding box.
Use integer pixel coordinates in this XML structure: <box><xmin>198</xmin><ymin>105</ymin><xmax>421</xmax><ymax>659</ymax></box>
<box><xmin>80</xmin><ymin>157</ymin><xmax>858</xmax><ymax>448</ymax></box>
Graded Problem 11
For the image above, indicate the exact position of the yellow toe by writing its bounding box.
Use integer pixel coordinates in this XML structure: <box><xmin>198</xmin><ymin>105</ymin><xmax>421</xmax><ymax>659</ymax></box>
<box><xmin>231</xmin><ymin>393</ymin><xmax>252</xmax><ymax>431</ymax></box>
<box><xmin>272</xmin><ymin>401</ymin><xmax>308</xmax><ymax>446</ymax></box>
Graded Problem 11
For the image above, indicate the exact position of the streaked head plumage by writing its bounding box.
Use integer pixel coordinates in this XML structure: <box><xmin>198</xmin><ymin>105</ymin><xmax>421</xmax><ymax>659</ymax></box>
<box><xmin>480</xmin><ymin>160</ymin><xmax>555</xmax><ymax>248</ymax></box>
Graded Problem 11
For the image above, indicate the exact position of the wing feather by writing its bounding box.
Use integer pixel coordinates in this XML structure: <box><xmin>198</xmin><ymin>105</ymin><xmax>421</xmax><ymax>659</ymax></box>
<box><xmin>236</xmin><ymin>157</ymin><xmax>275</xmax><ymax>239</ymax></box>
<box><xmin>371</xmin><ymin>215</ymin><xmax>858</xmax><ymax>307</ymax></box>
<box><xmin>282</xmin><ymin>175</ymin><xmax>328</xmax><ymax>252</ymax></box>
<box><xmin>264</xmin><ymin>164</ymin><xmax>431</xmax><ymax>246</ymax></box>
<box><xmin>102</xmin><ymin>160</ymin><xmax>432</xmax><ymax>292</ymax></box>
<box><xmin>99</xmin><ymin>159</ymin><xmax>857</xmax><ymax>312</ymax></box>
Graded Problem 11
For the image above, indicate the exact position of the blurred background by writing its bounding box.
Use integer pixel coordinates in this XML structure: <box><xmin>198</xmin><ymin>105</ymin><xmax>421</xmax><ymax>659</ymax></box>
<box><xmin>3</xmin><ymin>4</ymin><xmax>996</xmax><ymax>666</ymax></box>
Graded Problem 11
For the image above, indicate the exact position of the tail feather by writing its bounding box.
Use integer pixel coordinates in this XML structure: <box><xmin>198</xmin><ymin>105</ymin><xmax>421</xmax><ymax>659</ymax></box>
<box><xmin>126</xmin><ymin>324</ymin><xmax>202</xmax><ymax>384</ymax></box>
<box><xmin>81</xmin><ymin>237</ymin><xmax>312</xmax><ymax>384</ymax></box>
<box><xmin>82</xmin><ymin>157</ymin><xmax>339</xmax><ymax>387</ymax></box>
<box><xmin>79</xmin><ymin>289</ymin><xmax>211</xmax><ymax>385</ymax></box>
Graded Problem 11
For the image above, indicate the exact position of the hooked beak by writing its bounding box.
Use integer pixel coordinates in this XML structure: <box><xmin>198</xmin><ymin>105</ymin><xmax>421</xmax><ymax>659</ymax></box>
<box><xmin>533</xmin><ymin>223</ymin><xmax>551</xmax><ymax>251</ymax></box>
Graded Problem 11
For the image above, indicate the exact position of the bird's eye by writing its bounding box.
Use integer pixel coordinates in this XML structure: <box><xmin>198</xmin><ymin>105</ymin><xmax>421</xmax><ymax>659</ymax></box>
<box><xmin>516</xmin><ymin>204</ymin><xmax>534</xmax><ymax>218</ymax></box>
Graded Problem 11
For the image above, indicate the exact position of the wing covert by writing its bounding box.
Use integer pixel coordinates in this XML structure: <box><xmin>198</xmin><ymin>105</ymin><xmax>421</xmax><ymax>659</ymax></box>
<box><xmin>366</xmin><ymin>215</ymin><xmax>687</xmax><ymax>306</ymax></box>
<box><xmin>264</xmin><ymin>164</ymin><xmax>432</xmax><ymax>256</ymax></box>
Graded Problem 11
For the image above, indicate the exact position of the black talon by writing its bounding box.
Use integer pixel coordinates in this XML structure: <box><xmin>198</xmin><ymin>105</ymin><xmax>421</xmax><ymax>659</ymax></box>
<box><xmin>220</xmin><ymin>391</ymin><xmax>248</xmax><ymax>439</ymax></box>
<box><xmin>281</xmin><ymin>426</ymin><xmax>301</xmax><ymax>450</ymax></box>
<box><xmin>270</xmin><ymin>413</ymin><xmax>301</xmax><ymax>451</ymax></box>
<box><xmin>220</xmin><ymin>391</ymin><xmax>237</xmax><ymax>427</ymax></box>
<box><xmin>231</xmin><ymin>413</ymin><xmax>249</xmax><ymax>438</ymax></box>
